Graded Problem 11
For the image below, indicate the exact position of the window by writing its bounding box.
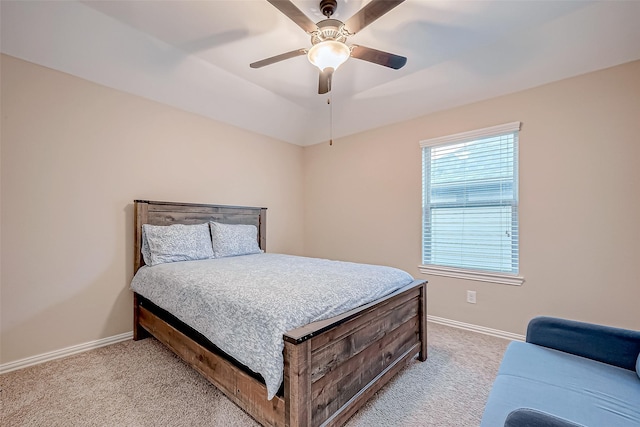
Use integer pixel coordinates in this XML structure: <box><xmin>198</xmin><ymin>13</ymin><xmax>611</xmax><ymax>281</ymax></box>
<box><xmin>419</xmin><ymin>122</ymin><xmax>524</xmax><ymax>285</ymax></box>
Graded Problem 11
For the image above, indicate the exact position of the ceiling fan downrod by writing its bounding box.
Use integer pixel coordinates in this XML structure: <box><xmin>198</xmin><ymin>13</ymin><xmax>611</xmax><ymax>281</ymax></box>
<box><xmin>319</xmin><ymin>0</ymin><xmax>337</xmax><ymax>18</ymax></box>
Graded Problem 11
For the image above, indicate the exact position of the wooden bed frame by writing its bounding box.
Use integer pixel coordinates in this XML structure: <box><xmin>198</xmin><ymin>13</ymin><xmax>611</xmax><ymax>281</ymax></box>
<box><xmin>132</xmin><ymin>200</ymin><xmax>427</xmax><ymax>427</ymax></box>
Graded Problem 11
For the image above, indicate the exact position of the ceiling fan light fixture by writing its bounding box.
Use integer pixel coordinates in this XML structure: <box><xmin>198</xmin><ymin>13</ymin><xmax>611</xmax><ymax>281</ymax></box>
<box><xmin>307</xmin><ymin>40</ymin><xmax>350</xmax><ymax>72</ymax></box>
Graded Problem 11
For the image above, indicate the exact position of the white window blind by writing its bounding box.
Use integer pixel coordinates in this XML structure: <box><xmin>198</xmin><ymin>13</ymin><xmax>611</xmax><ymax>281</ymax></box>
<box><xmin>420</xmin><ymin>122</ymin><xmax>521</xmax><ymax>280</ymax></box>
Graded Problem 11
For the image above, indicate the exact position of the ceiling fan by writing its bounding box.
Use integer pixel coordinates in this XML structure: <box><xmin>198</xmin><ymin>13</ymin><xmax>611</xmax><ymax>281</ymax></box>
<box><xmin>250</xmin><ymin>0</ymin><xmax>407</xmax><ymax>94</ymax></box>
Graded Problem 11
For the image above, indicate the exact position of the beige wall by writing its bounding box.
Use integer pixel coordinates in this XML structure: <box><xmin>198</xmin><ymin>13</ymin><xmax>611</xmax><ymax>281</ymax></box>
<box><xmin>0</xmin><ymin>55</ymin><xmax>305</xmax><ymax>364</ymax></box>
<box><xmin>2</xmin><ymin>54</ymin><xmax>639</xmax><ymax>366</ymax></box>
<box><xmin>303</xmin><ymin>60</ymin><xmax>640</xmax><ymax>335</ymax></box>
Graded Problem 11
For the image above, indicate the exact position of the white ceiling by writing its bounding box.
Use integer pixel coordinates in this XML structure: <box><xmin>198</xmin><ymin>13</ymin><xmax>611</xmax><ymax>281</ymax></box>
<box><xmin>2</xmin><ymin>0</ymin><xmax>640</xmax><ymax>146</ymax></box>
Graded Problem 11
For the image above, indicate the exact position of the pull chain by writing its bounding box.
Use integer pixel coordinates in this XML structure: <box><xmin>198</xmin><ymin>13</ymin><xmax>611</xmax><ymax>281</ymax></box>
<box><xmin>328</xmin><ymin>93</ymin><xmax>333</xmax><ymax>146</ymax></box>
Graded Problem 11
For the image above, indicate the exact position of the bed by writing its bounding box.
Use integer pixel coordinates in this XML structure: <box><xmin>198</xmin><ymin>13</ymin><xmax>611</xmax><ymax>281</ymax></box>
<box><xmin>132</xmin><ymin>200</ymin><xmax>428</xmax><ymax>427</ymax></box>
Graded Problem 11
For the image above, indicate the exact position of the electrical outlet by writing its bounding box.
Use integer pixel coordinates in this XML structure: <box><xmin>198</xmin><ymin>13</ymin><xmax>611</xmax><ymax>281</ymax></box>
<box><xmin>467</xmin><ymin>290</ymin><xmax>477</xmax><ymax>304</ymax></box>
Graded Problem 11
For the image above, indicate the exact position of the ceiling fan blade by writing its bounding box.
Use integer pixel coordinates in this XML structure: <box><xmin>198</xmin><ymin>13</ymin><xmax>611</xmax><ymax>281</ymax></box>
<box><xmin>350</xmin><ymin>45</ymin><xmax>407</xmax><ymax>69</ymax></box>
<box><xmin>318</xmin><ymin>68</ymin><xmax>334</xmax><ymax>94</ymax></box>
<box><xmin>344</xmin><ymin>0</ymin><xmax>405</xmax><ymax>35</ymax></box>
<box><xmin>250</xmin><ymin>48</ymin><xmax>307</xmax><ymax>68</ymax></box>
<box><xmin>266</xmin><ymin>0</ymin><xmax>317</xmax><ymax>33</ymax></box>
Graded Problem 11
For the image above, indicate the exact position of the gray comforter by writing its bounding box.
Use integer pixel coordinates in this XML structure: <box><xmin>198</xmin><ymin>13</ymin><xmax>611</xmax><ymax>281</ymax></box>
<box><xmin>130</xmin><ymin>253</ymin><xmax>414</xmax><ymax>399</ymax></box>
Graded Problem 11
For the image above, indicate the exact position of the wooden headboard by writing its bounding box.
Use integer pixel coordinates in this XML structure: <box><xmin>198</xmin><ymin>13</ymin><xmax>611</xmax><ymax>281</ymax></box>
<box><xmin>134</xmin><ymin>200</ymin><xmax>267</xmax><ymax>273</ymax></box>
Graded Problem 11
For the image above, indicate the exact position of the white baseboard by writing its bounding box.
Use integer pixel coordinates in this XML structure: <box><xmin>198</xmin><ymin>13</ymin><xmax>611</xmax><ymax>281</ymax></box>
<box><xmin>1</xmin><ymin>317</ymin><xmax>521</xmax><ymax>374</ymax></box>
<box><xmin>0</xmin><ymin>331</ymin><xmax>133</xmax><ymax>374</ymax></box>
<box><xmin>427</xmin><ymin>315</ymin><xmax>525</xmax><ymax>342</ymax></box>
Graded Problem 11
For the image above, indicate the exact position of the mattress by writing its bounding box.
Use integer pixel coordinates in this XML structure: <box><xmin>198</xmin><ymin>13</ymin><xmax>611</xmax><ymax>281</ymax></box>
<box><xmin>130</xmin><ymin>253</ymin><xmax>414</xmax><ymax>399</ymax></box>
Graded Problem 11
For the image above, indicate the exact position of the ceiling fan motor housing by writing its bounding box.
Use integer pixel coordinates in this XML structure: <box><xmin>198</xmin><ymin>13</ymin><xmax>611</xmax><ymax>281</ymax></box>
<box><xmin>311</xmin><ymin>19</ymin><xmax>347</xmax><ymax>45</ymax></box>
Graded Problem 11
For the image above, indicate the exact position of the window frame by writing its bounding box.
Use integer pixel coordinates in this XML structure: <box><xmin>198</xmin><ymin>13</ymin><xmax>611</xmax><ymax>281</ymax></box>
<box><xmin>419</xmin><ymin>122</ymin><xmax>525</xmax><ymax>286</ymax></box>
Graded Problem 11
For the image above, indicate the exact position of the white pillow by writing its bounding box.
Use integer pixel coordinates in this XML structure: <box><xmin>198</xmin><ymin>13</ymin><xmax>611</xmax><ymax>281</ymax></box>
<box><xmin>209</xmin><ymin>221</ymin><xmax>262</xmax><ymax>258</ymax></box>
<box><xmin>142</xmin><ymin>223</ymin><xmax>214</xmax><ymax>266</ymax></box>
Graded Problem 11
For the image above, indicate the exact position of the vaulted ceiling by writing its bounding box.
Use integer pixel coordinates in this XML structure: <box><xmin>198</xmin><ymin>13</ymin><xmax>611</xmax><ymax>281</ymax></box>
<box><xmin>2</xmin><ymin>1</ymin><xmax>640</xmax><ymax>145</ymax></box>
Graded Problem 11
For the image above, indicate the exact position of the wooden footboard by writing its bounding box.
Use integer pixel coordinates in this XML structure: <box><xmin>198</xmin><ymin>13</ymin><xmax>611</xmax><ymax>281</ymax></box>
<box><xmin>284</xmin><ymin>279</ymin><xmax>427</xmax><ymax>427</ymax></box>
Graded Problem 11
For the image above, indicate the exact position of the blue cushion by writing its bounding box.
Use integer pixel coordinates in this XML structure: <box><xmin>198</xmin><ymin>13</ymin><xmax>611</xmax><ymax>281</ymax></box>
<box><xmin>480</xmin><ymin>341</ymin><xmax>640</xmax><ymax>427</ymax></box>
<box><xmin>637</xmin><ymin>352</ymin><xmax>640</xmax><ymax>379</ymax></box>
<box><xmin>527</xmin><ymin>316</ymin><xmax>640</xmax><ymax>370</ymax></box>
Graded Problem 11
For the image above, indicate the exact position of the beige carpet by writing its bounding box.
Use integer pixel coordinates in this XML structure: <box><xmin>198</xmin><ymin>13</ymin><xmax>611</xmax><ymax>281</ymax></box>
<box><xmin>0</xmin><ymin>323</ymin><xmax>509</xmax><ymax>426</ymax></box>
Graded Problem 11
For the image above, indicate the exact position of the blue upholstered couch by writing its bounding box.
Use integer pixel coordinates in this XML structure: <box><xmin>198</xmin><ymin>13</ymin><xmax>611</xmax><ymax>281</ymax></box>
<box><xmin>480</xmin><ymin>316</ymin><xmax>640</xmax><ymax>427</ymax></box>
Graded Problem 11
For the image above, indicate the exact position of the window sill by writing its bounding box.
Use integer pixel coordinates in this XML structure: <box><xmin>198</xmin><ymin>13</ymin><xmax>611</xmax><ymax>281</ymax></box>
<box><xmin>418</xmin><ymin>265</ymin><xmax>525</xmax><ymax>286</ymax></box>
